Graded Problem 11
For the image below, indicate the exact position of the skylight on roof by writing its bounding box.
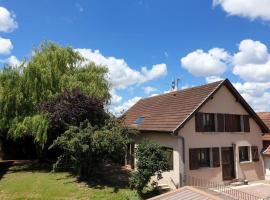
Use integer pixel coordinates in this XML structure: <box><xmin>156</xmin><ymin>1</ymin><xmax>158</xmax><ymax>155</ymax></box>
<box><xmin>133</xmin><ymin>116</ymin><xmax>144</xmax><ymax>125</ymax></box>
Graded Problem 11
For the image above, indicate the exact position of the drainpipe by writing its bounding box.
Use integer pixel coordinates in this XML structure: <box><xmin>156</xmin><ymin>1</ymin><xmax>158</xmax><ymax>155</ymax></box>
<box><xmin>172</xmin><ymin>131</ymin><xmax>185</xmax><ymax>187</ymax></box>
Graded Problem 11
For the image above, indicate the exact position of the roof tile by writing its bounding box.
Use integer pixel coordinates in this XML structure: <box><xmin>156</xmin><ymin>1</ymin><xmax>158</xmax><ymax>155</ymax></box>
<box><xmin>123</xmin><ymin>80</ymin><xmax>223</xmax><ymax>132</ymax></box>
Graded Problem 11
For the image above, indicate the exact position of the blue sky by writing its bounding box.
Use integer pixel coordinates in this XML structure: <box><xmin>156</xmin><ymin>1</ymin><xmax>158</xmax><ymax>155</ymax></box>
<box><xmin>1</xmin><ymin>0</ymin><xmax>270</xmax><ymax>114</ymax></box>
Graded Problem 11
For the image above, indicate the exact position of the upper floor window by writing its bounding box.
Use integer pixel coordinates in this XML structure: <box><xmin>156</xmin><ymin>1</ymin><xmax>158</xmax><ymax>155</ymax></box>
<box><xmin>203</xmin><ymin>113</ymin><xmax>215</xmax><ymax>132</ymax></box>
<box><xmin>195</xmin><ymin>112</ymin><xmax>250</xmax><ymax>133</ymax></box>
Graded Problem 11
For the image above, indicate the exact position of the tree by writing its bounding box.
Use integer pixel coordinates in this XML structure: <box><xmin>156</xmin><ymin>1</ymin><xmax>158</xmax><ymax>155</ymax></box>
<box><xmin>40</xmin><ymin>88</ymin><xmax>107</xmax><ymax>140</ymax></box>
<box><xmin>129</xmin><ymin>140</ymin><xmax>169</xmax><ymax>194</ymax></box>
<box><xmin>0</xmin><ymin>42</ymin><xmax>110</xmax><ymax>148</ymax></box>
<box><xmin>50</xmin><ymin>118</ymin><xmax>131</xmax><ymax>178</ymax></box>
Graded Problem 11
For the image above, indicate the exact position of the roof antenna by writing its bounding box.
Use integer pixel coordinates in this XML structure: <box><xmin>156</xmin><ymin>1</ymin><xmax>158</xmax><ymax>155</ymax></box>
<box><xmin>171</xmin><ymin>78</ymin><xmax>176</xmax><ymax>91</ymax></box>
<box><xmin>176</xmin><ymin>77</ymin><xmax>181</xmax><ymax>91</ymax></box>
<box><xmin>171</xmin><ymin>77</ymin><xmax>181</xmax><ymax>91</ymax></box>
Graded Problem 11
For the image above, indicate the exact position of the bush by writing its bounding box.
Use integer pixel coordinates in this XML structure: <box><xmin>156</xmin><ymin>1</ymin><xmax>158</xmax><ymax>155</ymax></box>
<box><xmin>50</xmin><ymin>118</ymin><xmax>131</xmax><ymax>178</ymax></box>
<box><xmin>129</xmin><ymin>140</ymin><xmax>169</xmax><ymax>194</ymax></box>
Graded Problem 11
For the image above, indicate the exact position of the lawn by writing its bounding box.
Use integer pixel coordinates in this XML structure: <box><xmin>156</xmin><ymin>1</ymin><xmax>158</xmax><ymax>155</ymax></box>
<box><xmin>0</xmin><ymin>161</ymin><xmax>139</xmax><ymax>200</ymax></box>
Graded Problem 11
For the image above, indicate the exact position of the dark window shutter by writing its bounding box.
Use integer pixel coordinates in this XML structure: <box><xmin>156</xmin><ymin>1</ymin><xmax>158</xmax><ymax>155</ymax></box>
<box><xmin>212</xmin><ymin>147</ymin><xmax>220</xmax><ymax>167</ymax></box>
<box><xmin>217</xmin><ymin>114</ymin><xmax>225</xmax><ymax>132</ymax></box>
<box><xmin>189</xmin><ymin>148</ymin><xmax>199</xmax><ymax>170</ymax></box>
<box><xmin>251</xmin><ymin>146</ymin><xmax>259</xmax><ymax>162</ymax></box>
<box><xmin>243</xmin><ymin>115</ymin><xmax>250</xmax><ymax>132</ymax></box>
<box><xmin>225</xmin><ymin>114</ymin><xmax>232</xmax><ymax>132</ymax></box>
<box><xmin>195</xmin><ymin>112</ymin><xmax>204</xmax><ymax>132</ymax></box>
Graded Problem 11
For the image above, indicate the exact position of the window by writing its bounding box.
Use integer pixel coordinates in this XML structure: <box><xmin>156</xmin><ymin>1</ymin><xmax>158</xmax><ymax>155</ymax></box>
<box><xmin>189</xmin><ymin>147</ymin><xmax>219</xmax><ymax>170</ymax></box>
<box><xmin>196</xmin><ymin>113</ymin><xmax>250</xmax><ymax>133</ymax></box>
<box><xmin>203</xmin><ymin>113</ymin><xmax>215</xmax><ymax>132</ymax></box>
<box><xmin>163</xmin><ymin>147</ymin><xmax>173</xmax><ymax>170</ymax></box>
<box><xmin>133</xmin><ymin>116</ymin><xmax>144</xmax><ymax>125</ymax></box>
<box><xmin>239</xmin><ymin>146</ymin><xmax>250</xmax><ymax>162</ymax></box>
<box><xmin>232</xmin><ymin>115</ymin><xmax>241</xmax><ymax>132</ymax></box>
<box><xmin>199</xmin><ymin>148</ymin><xmax>210</xmax><ymax>167</ymax></box>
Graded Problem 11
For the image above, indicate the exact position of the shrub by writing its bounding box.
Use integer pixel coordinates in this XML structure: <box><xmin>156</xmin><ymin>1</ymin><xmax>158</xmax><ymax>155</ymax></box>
<box><xmin>129</xmin><ymin>139</ymin><xmax>169</xmax><ymax>194</ymax></box>
<box><xmin>50</xmin><ymin>118</ymin><xmax>131</xmax><ymax>178</ymax></box>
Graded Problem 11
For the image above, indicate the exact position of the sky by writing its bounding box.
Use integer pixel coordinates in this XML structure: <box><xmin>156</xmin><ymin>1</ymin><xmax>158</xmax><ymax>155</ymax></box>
<box><xmin>0</xmin><ymin>0</ymin><xmax>270</xmax><ymax>114</ymax></box>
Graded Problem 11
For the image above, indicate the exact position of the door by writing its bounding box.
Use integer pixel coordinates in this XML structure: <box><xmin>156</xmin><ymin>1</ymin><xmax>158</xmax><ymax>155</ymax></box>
<box><xmin>221</xmin><ymin>147</ymin><xmax>235</xmax><ymax>180</ymax></box>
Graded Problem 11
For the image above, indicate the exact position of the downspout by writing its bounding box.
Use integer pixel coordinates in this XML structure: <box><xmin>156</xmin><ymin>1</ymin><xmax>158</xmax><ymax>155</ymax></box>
<box><xmin>172</xmin><ymin>131</ymin><xmax>185</xmax><ymax>187</ymax></box>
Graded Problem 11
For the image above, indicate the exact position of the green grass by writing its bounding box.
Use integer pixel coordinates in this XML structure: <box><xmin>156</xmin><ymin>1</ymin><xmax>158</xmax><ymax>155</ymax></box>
<box><xmin>0</xmin><ymin>162</ymin><xmax>139</xmax><ymax>200</ymax></box>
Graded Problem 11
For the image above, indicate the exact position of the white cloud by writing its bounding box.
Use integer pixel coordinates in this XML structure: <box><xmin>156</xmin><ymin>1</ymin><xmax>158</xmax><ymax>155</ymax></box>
<box><xmin>233</xmin><ymin>81</ymin><xmax>270</xmax><ymax>111</ymax></box>
<box><xmin>5</xmin><ymin>55</ymin><xmax>21</xmax><ymax>66</ymax></box>
<box><xmin>213</xmin><ymin>0</ymin><xmax>270</xmax><ymax>22</ymax></box>
<box><xmin>113</xmin><ymin>96</ymin><xmax>141</xmax><ymax>116</ymax></box>
<box><xmin>233</xmin><ymin>39</ymin><xmax>268</xmax><ymax>66</ymax></box>
<box><xmin>110</xmin><ymin>89</ymin><xmax>122</xmax><ymax>105</ymax></box>
<box><xmin>234</xmin><ymin>82</ymin><xmax>270</xmax><ymax>97</ymax></box>
<box><xmin>232</xmin><ymin>39</ymin><xmax>270</xmax><ymax>82</ymax></box>
<box><xmin>76</xmin><ymin>48</ymin><xmax>167</xmax><ymax>89</ymax></box>
<box><xmin>143</xmin><ymin>86</ymin><xmax>157</xmax><ymax>94</ymax></box>
<box><xmin>0</xmin><ymin>37</ymin><xmax>13</xmax><ymax>54</ymax></box>
<box><xmin>0</xmin><ymin>7</ymin><xmax>18</xmax><ymax>32</ymax></box>
<box><xmin>206</xmin><ymin>76</ymin><xmax>223</xmax><ymax>83</ymax></box>
<box><xmin>181</xmin><ymin>48</ymin><xmax>230</xmax><ymax>77</ymax></box>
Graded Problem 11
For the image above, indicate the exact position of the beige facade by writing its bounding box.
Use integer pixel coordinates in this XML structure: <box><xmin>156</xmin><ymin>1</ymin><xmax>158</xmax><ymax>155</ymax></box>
<box><xmin>131</xmin><ymin>85</ymin><xmax>265</xmax><ymax>189</ymax></box>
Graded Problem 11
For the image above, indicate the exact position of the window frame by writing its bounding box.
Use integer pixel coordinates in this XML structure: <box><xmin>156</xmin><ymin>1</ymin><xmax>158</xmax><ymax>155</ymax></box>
<box><xmin>202</xmin><ymin>113</ymin><xmax>216</xmax><ymax>132</ymax></box>
<box><xmin>162</xmin><ymin>147</ymin><xmax>174</xmax><ymax>170</ymax></box>
<box><xmin>189</xmin><ymin>147</ymin><xmax>218</xmax><ymax>170</ymax></box>
<box><xmin>239</xmin><ymin>146</ymin><xmax>250</xmax><ymax>163</ymax></box>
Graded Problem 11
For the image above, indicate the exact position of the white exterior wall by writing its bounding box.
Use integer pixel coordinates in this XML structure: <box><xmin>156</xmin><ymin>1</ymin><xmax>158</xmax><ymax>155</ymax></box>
<box><xmin>178</xmin><ymin>85</ymin><xmax>264</xmax><ymax>182</ymax></box>
<box><xmin>132</xmin><ymin>132</ymin><xmax>184</xmax><ymax>189</ymax></box>
<box><xmin>264</xmin><ymin>157</ymin><xmax>270</xmax><ymax>180</ymax></box>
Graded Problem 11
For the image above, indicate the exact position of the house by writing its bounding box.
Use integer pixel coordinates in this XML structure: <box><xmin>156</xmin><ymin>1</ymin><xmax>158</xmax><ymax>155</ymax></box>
<box><xmin>123</xmin><ymin>79</ymin><xmax>268</xmax><ymax>189</ymax></box>
<box><xmin>256</xmin><ymin>112</ymin><xmax>270</xmax><ymax>180</ymax></box>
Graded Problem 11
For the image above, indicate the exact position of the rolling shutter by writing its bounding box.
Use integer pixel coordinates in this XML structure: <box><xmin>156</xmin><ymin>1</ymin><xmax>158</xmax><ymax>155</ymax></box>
<box><xmin>212</xmin><ymin>147</ymin><xmax>220</xmax><ymax>167</ymax></box>
<box><xmin>189</xmin><ymin>148</ymin><xmax>199</xmax><ymax>170</ymax></box>
<box><xmin>243</xmin><ymin>115</ymin><xmax>250</xmax><ymax>132</ymax></box>
<box><xmin>251</xmin><ymin>146</ymin><xmax>259</xmax><ymax>162</ymax></box>
<box><xmin>217</xmin><ymin>114</ymin><xmax>225</xmax><ymax>132</ymax></box>
<box><xmin>195</xmin><ymin>112</ymin><xmax>204</xmax><ymax>132</ymax></box>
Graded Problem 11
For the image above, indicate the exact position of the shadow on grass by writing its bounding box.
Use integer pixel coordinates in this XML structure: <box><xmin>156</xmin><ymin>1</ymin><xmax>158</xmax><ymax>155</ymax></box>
<box><xmin>0</xmin><ymin>161</ymin><xmax>14</xmax><ymax>180</ymax></box>
<box><xmin>57</xmin><ymin>163</ymin><xmax>131</xmax><ymax>193</ymax></box>
<box><xmin>0</xmin><ymin>161</ymin><xmax>158</xmax><ymax>199</ymax></box>
<box><xmin>4</xmin><ymin>160</ymin><xmax>52</xmax><ymax>174</ymax></box>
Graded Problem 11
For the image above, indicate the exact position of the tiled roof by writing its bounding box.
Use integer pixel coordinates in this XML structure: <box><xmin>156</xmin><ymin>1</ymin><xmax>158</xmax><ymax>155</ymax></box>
<box><xmin>123</xmin><ymin>79</ymin><xmax>269</xmax><ymax>133</ymax></box>
<box><xmin>262</xmin><ymin>146</ymin><xmax>270</xmax><ymax>156</ymax></box>
<box><xmin>257</xmin><ymin>112</ymin><xmax>270</xmax><ymax>141</ymax></box>
<box><xmin>123</xmin><ymin>80</ymin><xmax>223</xmax><ymax>132</ymax></box>
<box><xmin>257</xmin><ymin>112</ymin><xmax>270</xmax><ymax>130</ymax></box>
<box><xmin>148</xmin><ymin>186</ymin><xmax>222</xmax><ymax>200</ymax></box>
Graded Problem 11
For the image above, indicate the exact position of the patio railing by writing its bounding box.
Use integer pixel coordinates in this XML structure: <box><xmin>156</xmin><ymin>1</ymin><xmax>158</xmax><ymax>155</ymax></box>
<box><xmin>182</xmin><ymin>174</ymin><xmax>265</xmax><ymax>200</ymax></box>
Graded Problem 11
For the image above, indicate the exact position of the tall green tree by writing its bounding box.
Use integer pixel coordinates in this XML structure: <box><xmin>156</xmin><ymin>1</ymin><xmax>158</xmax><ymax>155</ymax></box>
<box><xmin>0</xmin><ymin>42</ymin><xmax>110</xmax><ymax>147</ymax></box>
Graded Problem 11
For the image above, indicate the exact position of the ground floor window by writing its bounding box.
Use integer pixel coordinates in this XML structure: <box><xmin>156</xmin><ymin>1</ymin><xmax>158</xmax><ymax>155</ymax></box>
<box><xmin>199</xmin><ymin>148</ymin><xmax>210</xmax><ymax>167</ymax></box>
<box><xmin>189</xmin><ymin>147</ymin><xmax>220</xmax><ymax>170</ymax></box>
<box><xmin>239</xmin><ymin>146</ymin><xmax>249</xmax><ymax>162</ymax></box>
<box><xmin>163</xmin><ymin>147</ymin><xmax>173</xmax><ymax>170</ymax></box>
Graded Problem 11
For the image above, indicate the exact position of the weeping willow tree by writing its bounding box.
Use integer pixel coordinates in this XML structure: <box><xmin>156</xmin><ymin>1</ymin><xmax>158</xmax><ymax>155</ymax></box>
<box><xmin>0</xmin><ymin>42</ymin><xmax>110</xmax><ymax>154</ymax></box>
